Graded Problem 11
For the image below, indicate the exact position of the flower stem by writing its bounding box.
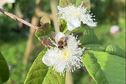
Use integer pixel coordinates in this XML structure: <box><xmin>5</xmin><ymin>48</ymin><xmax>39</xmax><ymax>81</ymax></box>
<box><xmin>65</xmin><ymin>72</ymin><xmax>73</xmax><ymax>84</ymax></box>
<box><xmin>63</xmin><ymin>28</ymin><xmax>68</xmax><ymax>33</ymax></box>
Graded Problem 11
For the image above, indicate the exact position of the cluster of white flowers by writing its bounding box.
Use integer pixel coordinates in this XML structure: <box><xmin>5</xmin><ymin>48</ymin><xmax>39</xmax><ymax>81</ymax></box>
<box><xmin>42</xmin><ymin>32</ymin><xmax>84</xmax><ymax>73</ymax></box>
<box><xmin>42</xmin><ymin>3</ymin><xmax>96</xmax><ymax>73</ymax></box>
<box><xmin>58</xmin><ymin>5</ymin><xmax>97</xmax><ymax>31</ymax></box>
<box><xmin>0</xmin><ymin>0</ymin><xmax>15</xmax><ymax>8</ymax></box>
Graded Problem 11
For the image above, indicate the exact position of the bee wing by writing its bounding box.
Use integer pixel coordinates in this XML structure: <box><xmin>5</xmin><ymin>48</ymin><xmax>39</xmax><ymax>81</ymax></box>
<box><xmin>41</xmin><ymin>38</ymin><xmax>53</xmax><ymax>47</ymax></box>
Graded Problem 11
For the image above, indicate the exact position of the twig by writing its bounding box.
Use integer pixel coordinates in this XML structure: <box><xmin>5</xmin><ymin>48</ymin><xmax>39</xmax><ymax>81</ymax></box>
<box><xmin>0</xmin><ymin>8</ymin><xmax>39</xmax><ymax>29</ymax></box>
<box><xmin>51</xmin><ymin>0</ymin><xmax>60</xmax><ymax>32</ymax></box>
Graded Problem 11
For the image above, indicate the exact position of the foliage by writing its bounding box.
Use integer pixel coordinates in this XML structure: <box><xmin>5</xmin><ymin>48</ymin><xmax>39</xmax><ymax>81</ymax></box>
<box><xmin>24</xmin><ymin>49</ymin><xmax>65</xmax><ymax>84</ymax></box>
<box><xmin>82</xmin><ymin>50</ymin><xmax>125</xmax><ymax>84</ymax></box>
<box><xmin>0</xmin><ymin>52</ymin><xmax>9</xmax><ymax>83</ymax></box>
<box><xmin>79</xmin><ymin>27</ymin><xmax>100</xmax><ymax>45</ymax></box>
<box><xmin>105</xmin><ymin>44</ymin><xmax>125</xmax><ymax>57</ymax></box>
<box><xmin>0</xmin><ymin>0</ymin><xmax>125</xmax><ymax>84</ymax></box>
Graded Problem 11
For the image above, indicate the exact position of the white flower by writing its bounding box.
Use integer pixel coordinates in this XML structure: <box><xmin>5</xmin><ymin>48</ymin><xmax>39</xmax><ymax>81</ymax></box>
<box><xmin>58</xmin><ymin>5</ymin><xmax>97</xmax><ymax>31</ymax></box>
<box><xmin>110</xmin><ymin>25</ymin><xmax>120</xmax><ymax>35</ymax></box>
<box><xmin>42</xmin><ymin>32</ymin><xmax>84</xmax><ymax>73</ymax></box>
<box><xmin>0</xmin><ymin>0</ymin><xmax>15</xmax><ymax>8</ymax></box>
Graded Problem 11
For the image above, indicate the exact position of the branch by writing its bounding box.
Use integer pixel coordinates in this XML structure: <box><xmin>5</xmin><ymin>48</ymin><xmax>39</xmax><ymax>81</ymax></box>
<box><xmin>0</xmin><ymin>8</ymin><xmax>39</xmax><ymax>30</ymax></box>
<box><xmin>51</xmin><ymin>0</ymin><xmax>60</xmax><ymax>32</ymax></box>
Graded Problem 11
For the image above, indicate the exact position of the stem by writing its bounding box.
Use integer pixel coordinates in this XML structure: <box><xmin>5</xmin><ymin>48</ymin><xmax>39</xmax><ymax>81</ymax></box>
<box><xmin>51</xmin><ymin>1</ymin><xmax>73</xmax><ymax>83</ymax></box>
<box><xmin>0</xmin><ymin>8</ymin><xmax>39</xmax><ymax>29</ymax></box>
<box><xmin>80</xmin><ymin>1</ymin><xmax>84</xmax><ymax>7</ymax></box>
<box><xmin>65</xmin><ymin>72</ymin><xmax>73</xmax><ymax>84</ymax></box>
<box><xmin>63</xmin><ymin>28</ymin><xmax>68</xmax><ymax>33</ymax></box>
<box><xmin>51</xmin><ymin>0</ymin><xmax>60</xmax><ymax>33</ymax></box>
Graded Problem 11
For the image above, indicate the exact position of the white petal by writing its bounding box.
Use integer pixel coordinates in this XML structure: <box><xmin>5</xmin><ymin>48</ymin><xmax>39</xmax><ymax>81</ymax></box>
<box><xmin>0</xmin><ymin>1</ymin><xmax>5</xmax><ymax>8</ymax></box>
<box><xmin>79</xmin><ymin>7</ymin><xmax>97</xmax><ymax>27</ymax></box>
<box><xmin>42</xmin><ymin>48</ymin><xmax>59</xmax><ymax>66</ymax></box>
<box><xmin>0</xmin><ymin>6</ymin><xmax>3</xmax><ymax>9</ymax></box>
<box><xmin>42</xmin><ymin>34</ymin><xmax>84</xmax><ymax>73</ymax></box>
<box><xmin>42</xmin><ymin>56</ymin><xmax>52</xmax><ymax>66</ymax></box>
<box><xmin>55</xmin><ymin>32</ymin><xmax>65</xmax><ymax>43</ymax></box>
<box><xmin>65</xmin><ymin>56</ymin><xmax>81</xmax><ymax>72</ymax></box>
<box><xmin>7</xmin><ymin>0</ymin><xmax>15</xmax><ymax>3</ymax></box>
<box><xmin>81</xmin><ymin>16</ymin><xmax>97</xmax><ymax>27</ymax></box>
<box><xmin>54</xmin><ymin>62</ymin><xmax>66</xmax><ymax>73</ymax></box>
<box><xmin>0</xmin><ymin>0</ymin><xmax>15</xmax><ymax>8</ymax></box>
<box><xmin>67</xmin><ymin>35</ymin><xmax>78</xmax><ymax>49</ymax></box>
<box><xmin>67</xmin><ymin>19</ymin><xmax>81</xmax><ymax>31</ymax></box>
<box><xmin>58</xmin><ymin>5</ymin><xmax>97</xmax><ymax>30</ymax></box>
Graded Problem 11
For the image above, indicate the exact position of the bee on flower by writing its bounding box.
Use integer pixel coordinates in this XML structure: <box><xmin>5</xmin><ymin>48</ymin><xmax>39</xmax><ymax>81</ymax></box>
<box><xmin>42</xmin><ymin>32</ymin><xmax>85</xmax><ymax>73</ymax></box>
<box><xmin>58</xmin><ymin>4</ymin><xmax>97</xmax><ymax>31</ymax></box>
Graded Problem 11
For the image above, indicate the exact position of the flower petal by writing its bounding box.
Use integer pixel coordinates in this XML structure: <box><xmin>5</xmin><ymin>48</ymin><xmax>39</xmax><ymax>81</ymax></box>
<box><xmin>42</xmin><ymin>34</ymin><xmax>84</xmax><ymax>73</ymax></box>
<box><xmin>55</xmin><ymin>32</ymin><xmax>65</xmax><ymax>43</ymax></box>
<box><xmin>54</xmin><ymin>62</ymin><xmax>66</xmax><ymax>73</ymax></box>
<box><xmin>67</xmin><ymin>19</ymin><xmax>81</xmax><ymax>31</ymax></box>
<box><xmin>42</xmin><ymin>48</ymin><xmax>59</xmax><ymax>66</ymax></box>
<box><xmin>81</xmin><ymin>13</ymin><xmax>97</xmax><ymax>27</ymax></box>
<box><xmin>58</xmin><ymin>5</ymin><xmax>97</xmax><ymax>30</ymax></box>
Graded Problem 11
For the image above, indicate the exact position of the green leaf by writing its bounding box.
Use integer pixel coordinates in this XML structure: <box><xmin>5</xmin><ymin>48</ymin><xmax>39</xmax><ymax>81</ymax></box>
<box><xmin>0</xmin><ymin>79</ymin><xmax>2</xmax><ymax>84</ymax></box>
<box><xmin>85</xmin><ymin>44</ymin><xmax>105</xmax><ymax>51</ymax></box>
<box><xmin>35</xmin><ymin>27</ymin><xmax>52</xmax><ymax>41</ymax></box>
<box><xmin>80</xmin><ymin>74</ymin><xmax>96</xmax><ymax>84</ymax></box>
<box><xmin>80</xmin><ymin>27</ymin><xmax>99</xmax><ymax>45</ymax></box>
<box><xmin>35</xmin><ymin>28</ymin><xmax>44</xmax><ymax>40</ymax></box>
<box><xmin>105</xmin><ymin>45</ymin><xmax>125</xmax><ymax>58</ymax></box>
<box><xmin>82</xmin><ymin>51</ymin><xmax>125</xmax><ymax>84</ymax></box>
<box><xmin>60</xmin><ymin>19</ymin><xmax>67</xmax><ymax>32</ymax></box>
<box><xmin>24</xmin><ymin>49</ymin><xmax>65</xmax><ymax>84</ymax></box>
<box><xmin>35</xmin><ymin>16</ymin><xmax>52</xmax><ymax>41</ymax></box>
<box><xmin>43</xmin><ymin>68</ymin><xmax>65</xmax><ymax>84</ymax></box>
<box><xmin>0</xmin><ymin>52</ymin><xmax>9</xmax><ymax>83</ymax></box>
<box><xmin>0</xmin><ymin>76</ymin><xmax>1</xmax><ymax>82</ymax></box>
<box><xmin>82</xmin><ymin>52</ymin><xmax>109</xmax><ymax>84</ymax></box>
<box><xmin>24</xmin><ymin>49</ymin><xmax>48</xmax><ymax>84</ymax></box>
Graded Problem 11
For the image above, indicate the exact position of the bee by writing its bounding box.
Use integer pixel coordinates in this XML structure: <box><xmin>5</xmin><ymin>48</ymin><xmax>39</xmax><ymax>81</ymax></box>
<box><xmin>57</xmin><ymin>37</ymin><xmax>68</xmax><ymax>49</ymax></box>
<box><xmin>40</xmin><ymin>32</ymin><xmax>68</xmax><ymax>49</ymax></box>
<box><xmin>41</xmin><ymin>36</ymin><xmax>68</xmax><ymax>49</ymax></box>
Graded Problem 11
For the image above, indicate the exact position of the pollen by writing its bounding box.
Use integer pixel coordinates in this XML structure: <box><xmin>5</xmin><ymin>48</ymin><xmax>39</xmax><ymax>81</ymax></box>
<box><xmin>62</xmin><ymin>48</ymin><xmax>71</xmax><ymax>60</ymax></box>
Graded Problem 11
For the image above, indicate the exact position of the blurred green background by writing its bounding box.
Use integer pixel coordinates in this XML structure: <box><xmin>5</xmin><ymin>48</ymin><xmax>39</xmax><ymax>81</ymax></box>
<box><xmin>0</xmin><ymin>0</ymin><xmax>125</xmax><ymax>84</ymax></box>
